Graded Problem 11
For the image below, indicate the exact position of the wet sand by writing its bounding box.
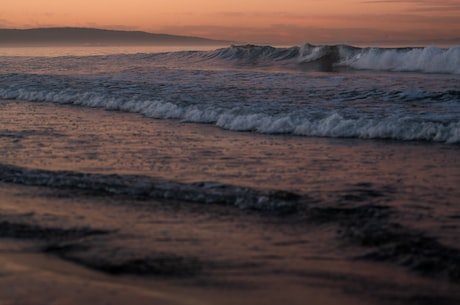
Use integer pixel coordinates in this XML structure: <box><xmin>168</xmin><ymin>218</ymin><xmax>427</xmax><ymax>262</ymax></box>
<box><xmin>2</xmin><ymin>182</ymin><xmax>459</xmax><ymax>305</ymax></box>
<box><xmin>1</xmin><ymin>100</ymin><xmax>460</xmax><ymax>304</ymax></box>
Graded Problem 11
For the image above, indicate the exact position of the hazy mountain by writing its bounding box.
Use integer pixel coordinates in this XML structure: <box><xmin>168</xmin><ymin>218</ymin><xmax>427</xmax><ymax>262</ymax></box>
<box><xmin>0</xmin><ymin>27</ymin><xmax>231</xmax><ymax>46</ymax></box>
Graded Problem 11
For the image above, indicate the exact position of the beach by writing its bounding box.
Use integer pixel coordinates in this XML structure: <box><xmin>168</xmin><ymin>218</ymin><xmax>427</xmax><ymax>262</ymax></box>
<box><xmin>1</xmin><ymin>42</ymin><xmax>460</xmax><ymax>304</ymax></box>
<box><xmin>1</xmin><ymin>100</ymin><xmax>460</xmax><ymax>304</ymax></box>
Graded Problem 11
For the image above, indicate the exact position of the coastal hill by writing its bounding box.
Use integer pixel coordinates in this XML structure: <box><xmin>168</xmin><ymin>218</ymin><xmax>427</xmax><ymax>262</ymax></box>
<box><xmin>0</xmin><ymin>27</ymin><xmax>230</xmax><ymax>46</ymax></box>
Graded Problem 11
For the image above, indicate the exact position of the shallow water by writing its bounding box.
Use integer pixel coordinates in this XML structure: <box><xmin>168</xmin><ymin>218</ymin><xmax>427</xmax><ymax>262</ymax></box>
<box><xmin>0</xmin><ymin>44</ymin><xmax>459</xmax><ymax>304</ymax></box>
<box><xmin>1</xmin><ymin>44</ymin><xmax>459</xmax><ymax>143</ymax></box>
<box><xmin>0</xmin><ymin>101</ymin><xmax>459</xmax><ymax>305</ymax></box>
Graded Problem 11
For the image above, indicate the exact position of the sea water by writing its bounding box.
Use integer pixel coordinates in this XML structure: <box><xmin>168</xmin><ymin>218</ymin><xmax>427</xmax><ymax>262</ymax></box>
<box><xmin>0</xmin><ymin>43</ymin><xmax>460</xmax><ymax>304</ymax></box>
<box><xmin>1</xmin><ymin>44</ymin><xmax>459</xmax><ymax>143</ymax></box>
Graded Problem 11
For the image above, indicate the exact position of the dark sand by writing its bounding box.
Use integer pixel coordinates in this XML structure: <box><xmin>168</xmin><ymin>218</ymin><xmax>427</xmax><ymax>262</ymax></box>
<box><xmin>1</xmin><ymin>100</ymin><xmax>460</xmax><ymax>305</ymax></box>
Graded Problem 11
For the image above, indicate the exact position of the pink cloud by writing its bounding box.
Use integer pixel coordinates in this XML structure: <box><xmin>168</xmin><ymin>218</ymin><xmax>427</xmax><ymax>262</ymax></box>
<box><xmin>363</xmin><ymin>0</ymin><xmax>460</xmax><ymax>12</ymax></box>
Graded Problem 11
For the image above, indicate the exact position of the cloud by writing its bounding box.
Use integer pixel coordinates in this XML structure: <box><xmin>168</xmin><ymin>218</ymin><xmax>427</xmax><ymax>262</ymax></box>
<box><xmin>215</xmin><ymin>11</ymin><xmax>248</xmax><ymax>18</ymax></box>
<box><xmin>407</xmin><ymin>5</ymin><xmax>460</xmax><ymax>13</ymax></box>
<box><xmin>363</xmin><ymin>0</ymin><xmax>459</xmax><ymax>4</ymax></box>
<box><xmin>0</xmin><ymin>15</ymin><xmax>15</xmax><ymax>28</ymax></box>
<box><xmin>341</xmin><ymin>12</ymin><xmax>460</xmax><ymax>24</ymax></box>
<box><xmin>213</xmin><ymin>11</ymin><xmax>316</xmax><ymax>19</ymax></box>
<box><xmin>362</xmin><ymin>0</ymin><xmax>460</xmax><ymax>12</ymax></box>
<box><xmin>204</xmin><ymin>8</ymin><xmax>460</xmax><ymax>28</ymax></box>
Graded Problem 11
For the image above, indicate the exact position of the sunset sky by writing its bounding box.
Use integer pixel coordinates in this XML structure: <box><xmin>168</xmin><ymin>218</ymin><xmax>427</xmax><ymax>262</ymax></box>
<box><xmin>2</xmin><ymin>0</ymin><xmax>460</xmax><ymax>44</ymax></box>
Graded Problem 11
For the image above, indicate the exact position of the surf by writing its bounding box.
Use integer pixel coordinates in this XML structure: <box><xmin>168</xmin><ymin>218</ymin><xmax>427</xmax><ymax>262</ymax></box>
<box><xmin>207</xmin><ymin>43</ymin><xmax>460</xmax><ymax>74</ymax></box>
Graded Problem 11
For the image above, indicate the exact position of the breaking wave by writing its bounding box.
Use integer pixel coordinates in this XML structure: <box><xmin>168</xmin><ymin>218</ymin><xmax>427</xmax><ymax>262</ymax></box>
<box><xmin>206</xmin><ymin>44</ymin><xmax>460</xmax><ymax>74</ymax></box>
<box><xmin>1</xmin><ymin>43</ymin><xmax>459</xmax><ymax>144</ymax></box>
<box><xmin>1</xmin><ymin>82</ymin><xmax>459</xmax><ymax>143</ymax></box>
<box><xmin>2</xmin><ymin>43</ymin><xmax>459</xmax><ymax>74</ymax></box>
<box><xmin>0</xmin><ymin>76</ymin><xmax>460</xmax><ymax>144</ymax></box>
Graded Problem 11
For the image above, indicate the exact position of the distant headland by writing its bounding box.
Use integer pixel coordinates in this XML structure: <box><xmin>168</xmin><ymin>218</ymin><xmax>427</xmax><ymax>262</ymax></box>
<box><xmin>0</xmin><ymin>27</ymin><xmax>231</xmax><ymax>46</ymax></box>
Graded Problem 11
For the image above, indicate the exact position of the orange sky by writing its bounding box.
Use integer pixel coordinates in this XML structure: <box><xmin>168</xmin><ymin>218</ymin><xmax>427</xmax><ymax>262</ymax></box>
<box><xmin>2</xmin><ymin>0</ymin><xmax>460</xmax><ymax>44</ymax></box>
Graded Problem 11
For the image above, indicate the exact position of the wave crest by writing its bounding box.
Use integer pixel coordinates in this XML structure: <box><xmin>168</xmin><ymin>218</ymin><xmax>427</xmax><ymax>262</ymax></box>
<box><xmin>206</xmin><ymin>44</ymin><xmax>460</xmax><ymax>74</ymax></box>
<box><xmin>1</xmin><ymin>82</ymin><xmax>459</xmax><ymax>143</ymax></box>
<box><xmin>3</xmin><ymin>90</ymin><xmax>458</xmax><ymax>144</ymax></box>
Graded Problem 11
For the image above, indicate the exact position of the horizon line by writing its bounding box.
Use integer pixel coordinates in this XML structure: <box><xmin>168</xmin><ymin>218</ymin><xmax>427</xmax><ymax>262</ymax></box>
<box><xmin>0</xmin><ymin>26</ymin><xmax>459</xmax><ymax>47</ymax></box>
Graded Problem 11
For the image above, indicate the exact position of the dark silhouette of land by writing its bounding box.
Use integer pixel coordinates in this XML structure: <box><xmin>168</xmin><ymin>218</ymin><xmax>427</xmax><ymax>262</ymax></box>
<box><xmin>0</xmin><ymin>27</ymin><xmax>230</xmax><ymax>46</ymax></box>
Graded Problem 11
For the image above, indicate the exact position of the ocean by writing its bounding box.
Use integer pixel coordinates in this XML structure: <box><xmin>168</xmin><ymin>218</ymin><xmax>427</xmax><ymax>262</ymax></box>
<box><xmin>0</xmin><ymin>44</ymin><xmax>459</xmax><ymax>304</ymax></box>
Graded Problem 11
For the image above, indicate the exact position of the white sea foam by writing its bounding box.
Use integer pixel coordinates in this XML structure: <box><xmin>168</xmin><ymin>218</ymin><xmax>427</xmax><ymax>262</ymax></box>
<box><xmin>1</xmin><ymin>84</ymin><xmax>458</xmax><ymax>143</ymax></box>
<box><xmin>293</xmin><ymin>113</ymin><xmax>460</xmax><ymax>144</ymax></box>
<box><xmin>340</xmin><ymin>46</ymin><xmax>460</xmax><ymax>74</ymax></box>
<box><xmin>205</xmin><ymin>44</ymin><xmax>460</xmax><ymax>74</ymax></box>
<box><xmin>1</xmin><ymin>45</ymin><xmax>459</xmax><ymax>144</ymax></box>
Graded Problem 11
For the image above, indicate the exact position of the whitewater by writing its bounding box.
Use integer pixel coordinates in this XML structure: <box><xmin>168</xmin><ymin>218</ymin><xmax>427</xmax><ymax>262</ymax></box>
<box><xmin>1</xmin><ymin>43</ymin><xmax>460</xmax><ymax>305</ymax></box>
<box><xmin>1</xmin><ymin>43</ymin><xmax>459</xmax><ymax>143</ymax></box>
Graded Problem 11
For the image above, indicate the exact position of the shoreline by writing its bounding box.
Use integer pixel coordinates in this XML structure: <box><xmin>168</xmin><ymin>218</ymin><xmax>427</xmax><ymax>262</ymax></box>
<box><xmin>1</xmin><ymin>100</ymin><xmax>458</xmax><ymax>192</ymax></box>
<box><xmin>1</xmin><ymin>100</ymin><xmax>460</xmax><ymax>304</ymax></box>
<box><xmin>2</xmin><ymin>182</ymin><xmax>459</xmax><ymax>305</ymax></box>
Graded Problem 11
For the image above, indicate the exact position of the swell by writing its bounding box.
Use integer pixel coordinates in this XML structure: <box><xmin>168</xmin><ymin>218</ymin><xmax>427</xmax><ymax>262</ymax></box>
<box><xmin>4</xmin><ymin>43</ymin><xmax>458</xmax><ymax>74</ymax></box>
<box><xmin>297</xmin><ymin>44</ymin><xmax>460</xmax><ymax>74</ymax></box>
<box><xmin>0</xmin><ymin>163</ymin><xmax>303</xmax><ymax>212</ymax></box>
<box><xmin>137</xmin><ymin>44</ymin><xmax>460</xmax><ymax>74</ymax></box>
<box><xmin>181</xmin><ymin>44</ymin><xmax>460</xmax><ymax>74</ymax></box>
